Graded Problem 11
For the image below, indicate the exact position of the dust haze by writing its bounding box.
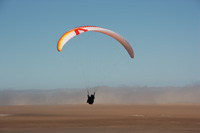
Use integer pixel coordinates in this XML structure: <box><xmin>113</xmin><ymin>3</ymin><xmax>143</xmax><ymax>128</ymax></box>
<box><xmin>0</xmin><ymin>83</ymin><xmax>199</xmax><ymax>105</ymax></box>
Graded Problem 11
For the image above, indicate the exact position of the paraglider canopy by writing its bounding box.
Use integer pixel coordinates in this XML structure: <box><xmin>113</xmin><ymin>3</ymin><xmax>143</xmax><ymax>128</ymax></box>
<box><xmin>57</xmin><ymin>26</ymin><xmax>134</xmax><ymax>58</ymax></box>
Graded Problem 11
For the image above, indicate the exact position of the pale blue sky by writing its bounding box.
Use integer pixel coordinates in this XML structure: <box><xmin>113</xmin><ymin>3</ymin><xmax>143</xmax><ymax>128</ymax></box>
<box><xmin>0</xmin><ymin>0</ymin><xmax>199</xmax><ymax>90</ymax></box>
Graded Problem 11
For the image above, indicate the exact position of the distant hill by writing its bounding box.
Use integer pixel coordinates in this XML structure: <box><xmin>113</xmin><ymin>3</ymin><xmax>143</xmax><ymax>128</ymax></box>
<box><xmin>0</xmin><ymin>83</ymin><xmax>199</xmax><ymax>105</ymax></box>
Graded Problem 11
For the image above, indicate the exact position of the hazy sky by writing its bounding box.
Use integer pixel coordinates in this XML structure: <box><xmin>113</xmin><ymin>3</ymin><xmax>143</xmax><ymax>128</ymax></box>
<box><xmin>0</xmin><ymin>0</ymin><xmax>199</xmax><ymax>90</ymax></box>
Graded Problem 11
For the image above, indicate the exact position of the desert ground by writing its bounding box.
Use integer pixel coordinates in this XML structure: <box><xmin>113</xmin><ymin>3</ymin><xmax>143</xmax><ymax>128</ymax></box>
<box><xmin>0</xmin><ymin>104</ymin><xmax>200</xmax><ymax>133</ymax></box>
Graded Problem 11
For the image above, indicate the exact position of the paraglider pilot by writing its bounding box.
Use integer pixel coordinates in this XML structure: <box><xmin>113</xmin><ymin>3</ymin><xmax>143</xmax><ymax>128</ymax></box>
<box><xmin>87</xmin><ymin>90</ymin><xmax>95</xmax><ymax>105</ymax></box>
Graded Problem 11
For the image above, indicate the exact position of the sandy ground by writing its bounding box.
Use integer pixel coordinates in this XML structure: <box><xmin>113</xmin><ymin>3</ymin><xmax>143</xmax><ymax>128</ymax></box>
<box><xmin>0</xmin><ymin>104</ymin><xmax>200</xmax><ymax>133</ymax></box>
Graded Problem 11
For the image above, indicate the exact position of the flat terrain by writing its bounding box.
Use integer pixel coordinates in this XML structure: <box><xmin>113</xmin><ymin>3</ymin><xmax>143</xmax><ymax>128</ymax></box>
<box><xmin>0</xmin><ymin>104</ymin><xmax>200</xmax><ymax>133</ymax></box>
